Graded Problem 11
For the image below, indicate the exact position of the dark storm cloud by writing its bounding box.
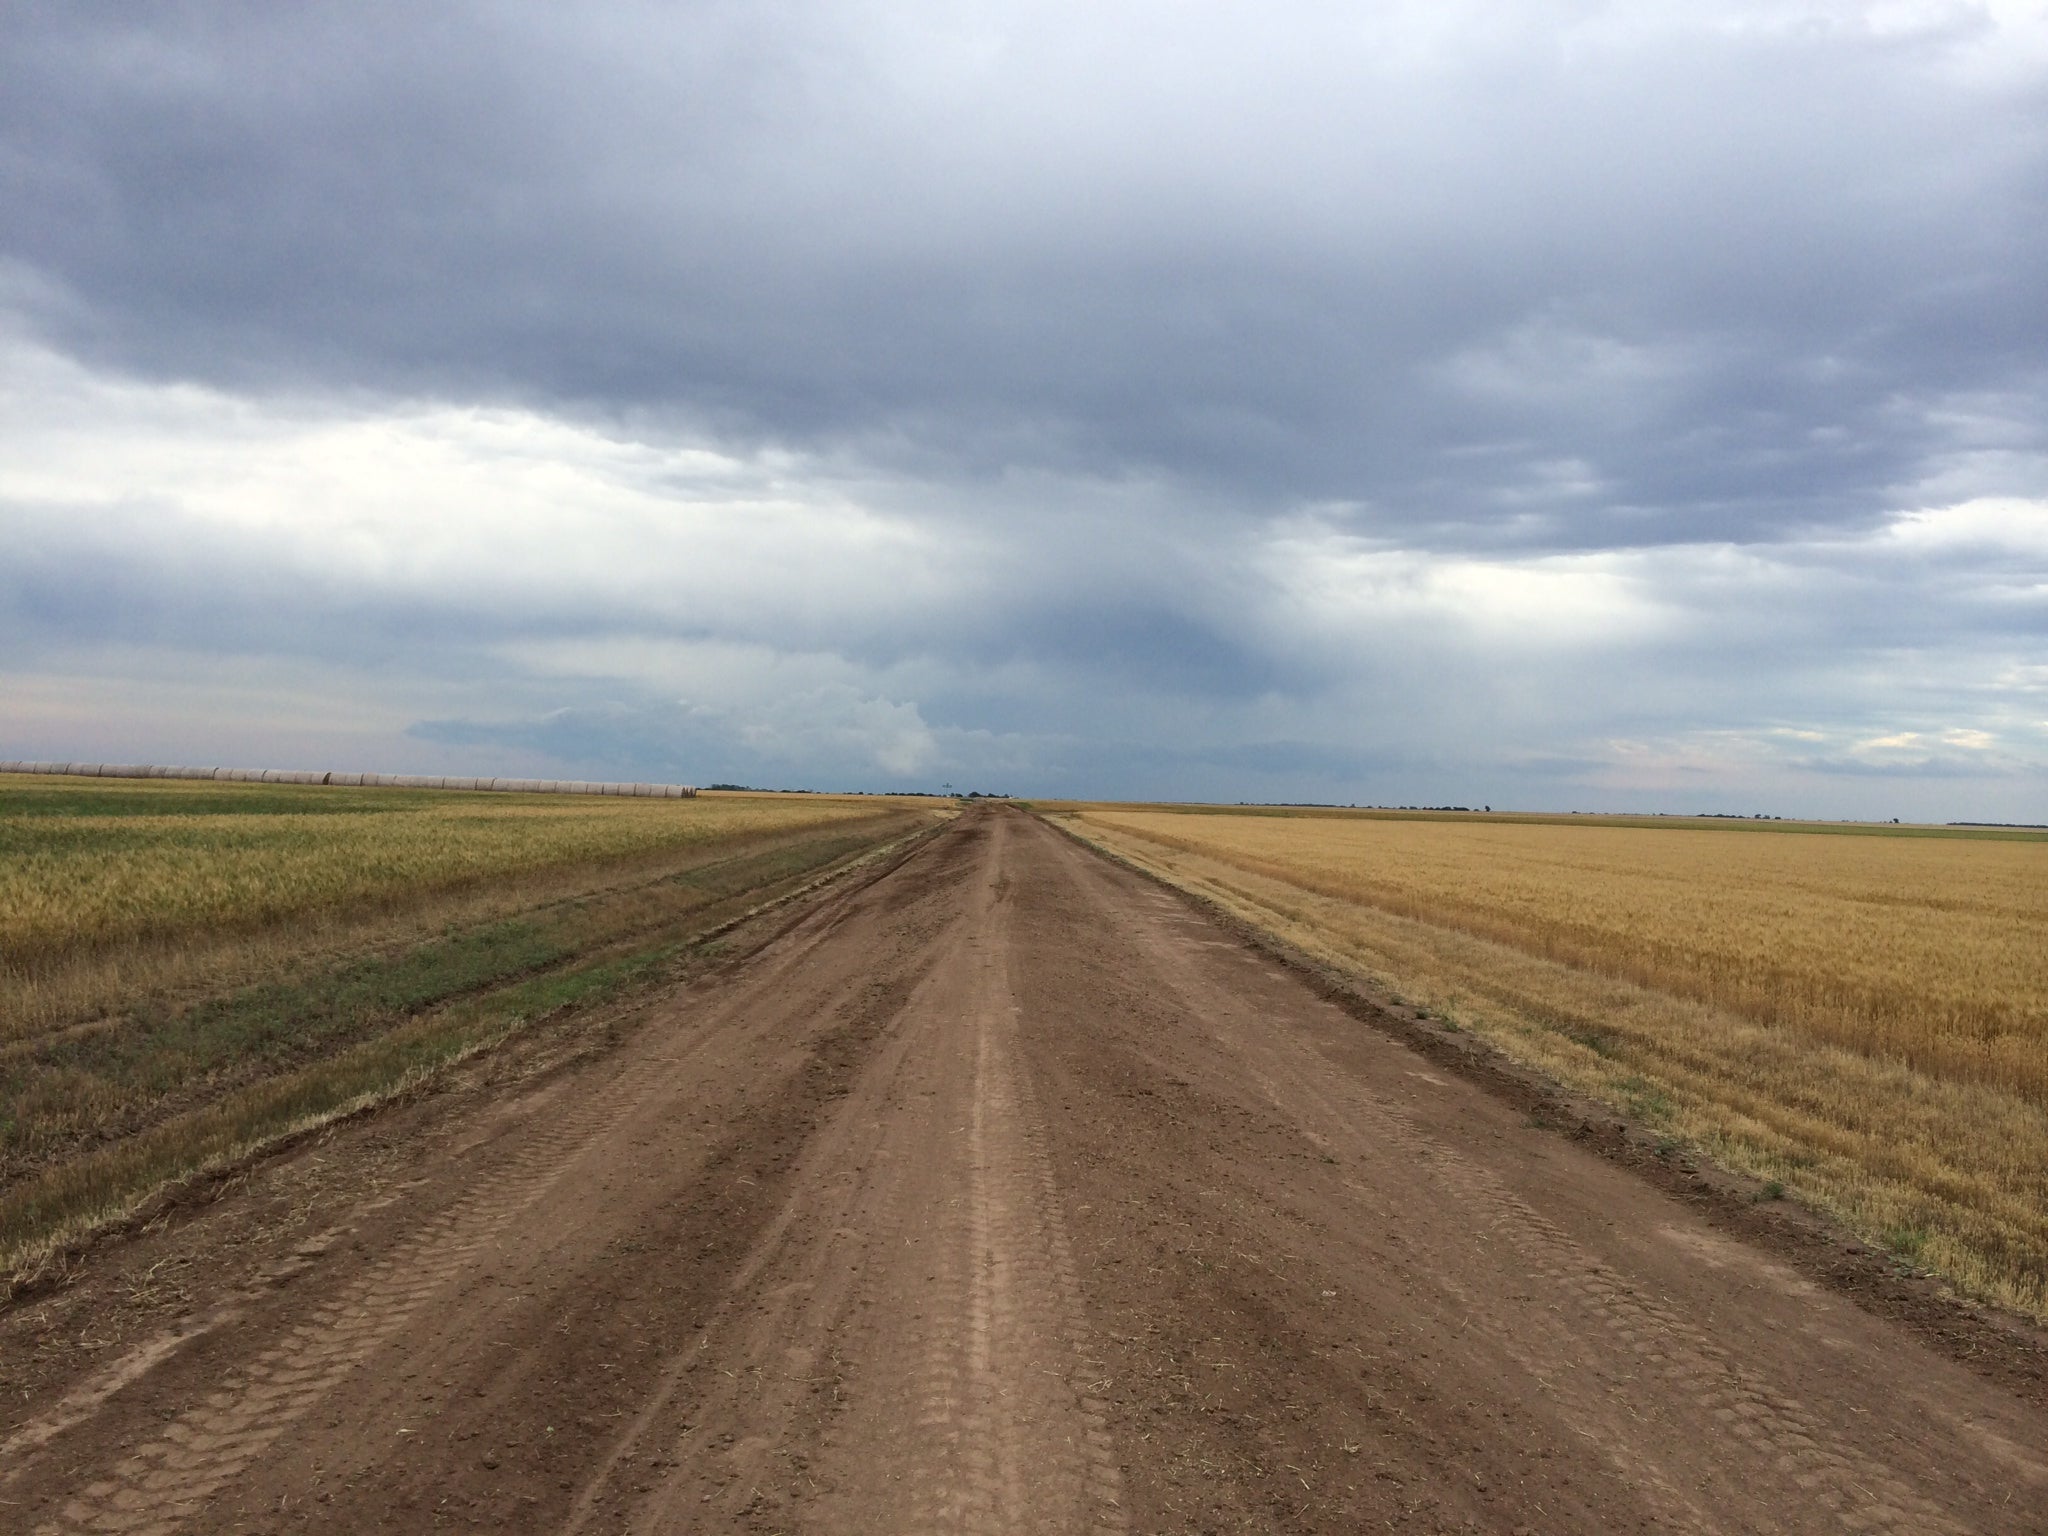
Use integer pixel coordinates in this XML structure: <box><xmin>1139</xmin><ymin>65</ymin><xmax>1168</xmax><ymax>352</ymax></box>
<box><xmin>6</xmin><ymin>2</ymin><xmax>2046</xmax><ymax>551</ymax></box>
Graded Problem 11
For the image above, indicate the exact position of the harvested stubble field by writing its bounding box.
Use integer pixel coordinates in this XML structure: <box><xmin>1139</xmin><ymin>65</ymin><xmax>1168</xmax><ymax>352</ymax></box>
<box><xmin>0</xmin><ymin>775</ymin><xmax>936</xmax><ymax>1282</ymax></box>
<box><xmin>1056</xmin><ymin>804</ymin><xmax>2048</xmax><ymax>1319</ymax></box>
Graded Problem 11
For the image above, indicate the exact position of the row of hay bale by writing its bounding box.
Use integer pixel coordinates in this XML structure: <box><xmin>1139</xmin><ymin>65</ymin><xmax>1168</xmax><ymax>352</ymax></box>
<box><xmin>0</xmin><ymin>762</ymin><xmax>697</xmax><ymax>797</ymax></box>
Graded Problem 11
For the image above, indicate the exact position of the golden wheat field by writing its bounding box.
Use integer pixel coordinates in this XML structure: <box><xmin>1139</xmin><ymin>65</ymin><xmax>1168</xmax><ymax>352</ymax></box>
<box><xmin>1061</xmin><ymin>806</ymin><xmax>2048</xmax><ymax>1318</ymax></box>
<box><xmin>1</xmin><ymin>777</ymin><xmax>896</xmax><ymax>978</ymax></box>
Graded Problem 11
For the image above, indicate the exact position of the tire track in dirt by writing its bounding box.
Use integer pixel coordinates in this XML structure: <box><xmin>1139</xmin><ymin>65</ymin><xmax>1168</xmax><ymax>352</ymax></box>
<box><xmin>580</xmin><ymin>813</ymin><xmax>1124</xmax><ymax>1534</ymax></box>
<box><xmin>867</xmin><ymin>827</ymin><xmax>1123</xmax><ymax>1535</ymax></box>
<box><xmin>1272</xmin><ymin>1054</ymin><xmax>1973</xmax><ymax>1534</ymax></box>
<box><xmin>897</xmin><ymin>981</ymin><xmax>1124</xmax><ymax>1534</ymax></box>
<box><xmin>35</xmin><ymin>1052</ymin><xmax>684</xmax><ymax>1535</ymax></box>
<box><xmin>1399</xmin><ymin>1136</ymin><xmax>1968</xmax><ymax>1534</ymax></box>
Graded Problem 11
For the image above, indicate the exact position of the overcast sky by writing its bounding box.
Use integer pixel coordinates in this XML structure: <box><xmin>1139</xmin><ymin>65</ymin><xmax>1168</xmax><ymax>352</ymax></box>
<box><xmin>4</xmin><ymin>2</ymin><xmax>2045</xmax><ymax>816</ymax></box>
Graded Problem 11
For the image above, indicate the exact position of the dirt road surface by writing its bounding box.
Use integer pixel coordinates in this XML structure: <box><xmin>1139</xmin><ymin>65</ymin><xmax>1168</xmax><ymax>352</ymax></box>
<box><xmin>5</xmin><ymin>808</ymin><xmax>2046</xmax><ymax>1533</ymax></box>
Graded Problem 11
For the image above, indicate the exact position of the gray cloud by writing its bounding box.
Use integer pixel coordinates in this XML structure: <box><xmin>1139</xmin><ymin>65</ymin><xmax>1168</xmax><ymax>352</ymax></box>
<box><xmin>8</xmin><ymin>4</ymin><xmax>2046</xmax><ymax>540</ymax></box>
<box><xmin>2</xmin><ymin>3</ymin><xmax>2044</xmax><ymax>815</ymax></box>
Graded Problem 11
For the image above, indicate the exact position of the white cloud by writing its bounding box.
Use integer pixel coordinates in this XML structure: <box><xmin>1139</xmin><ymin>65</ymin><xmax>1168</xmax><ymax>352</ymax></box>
<box><xmin>0</xmin><ymin>330</ymin><xmax>964</xmax><ymax>646</ymax></box>
<box><xmin>1257</xmin><ymin>521</ymin><xmax>1671</xmax><ymax>649</ymax></box>
<box><xmin>1876</xmin><ymin>496</ymin><xmax>2048</xmax><ymax>556</ymax></box>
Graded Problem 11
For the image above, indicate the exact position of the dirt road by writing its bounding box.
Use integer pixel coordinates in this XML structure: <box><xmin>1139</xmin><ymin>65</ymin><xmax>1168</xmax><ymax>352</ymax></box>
<box><xmin>5</xmin><ymin>808</ymin><xmax>2046</xmax><ymax>1533</ymax></box>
